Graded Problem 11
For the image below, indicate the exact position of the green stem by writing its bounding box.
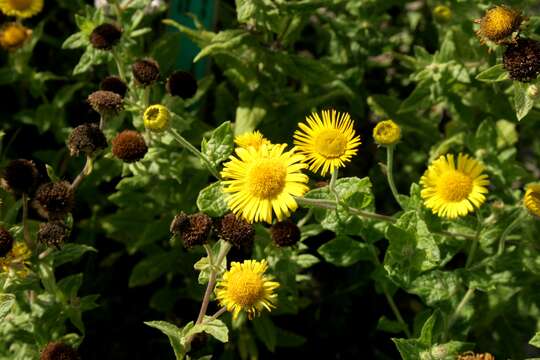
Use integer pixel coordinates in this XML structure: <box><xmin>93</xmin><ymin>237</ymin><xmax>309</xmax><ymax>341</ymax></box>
<box><xmin>329</xmin><ymin>168</ymin><xmax>341</xmax><ymax>205</ymax></box>
<box><xmin>444</xmin><ymin>287</ymin><xmax>475</xmax><ymax>340</ymax></box>
<box><xmin>294</xmin><ymin>196</ymin><xmax>396</xmax><ymax>222</ymax></box>
<box><xmin>385</xmin><ymin>145</ymin><xmax>403</xmax><ymax>209</ymax></box>
<box><xmin>112</xmin><ymin>49</ymin><xmax>126</xmax><ymax>81</ymax></box>
<box><xmin>368</xmin><ymin>243</ymin><xmax>411</xmax><ymax>338</ymax></box>
<box><xmin>497</xmin><ymin>211</ymin><xmax>524</xmax><ymax>256</ymax></box>
<box><xmin>465</xmin><ymin>214</ymin><xmax>483</xmax><ymax>269</ymax></box>
<box><xmin>297</xmin><ymin>209</ymin><xmax>313</xmax><ymax>228</ymax></box>
<box><xmin>21</xmin><ymin>193</ymin><xmax>33</xmax><ymax>250</ymax></box>
<box><xmin>203</xmin><ymin>307</ymin><xmax>227</xmax><ymax>324</ymax></box>
<box><xmin>169</xmin><ymin>128</ymin><xmax>220</xmax><ymax>179</ymax></box>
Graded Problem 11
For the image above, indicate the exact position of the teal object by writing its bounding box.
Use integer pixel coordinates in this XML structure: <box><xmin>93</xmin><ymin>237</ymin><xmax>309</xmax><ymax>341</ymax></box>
<box><xmin>169</xmin><ymin>0</ymin><xmax>216</xmax><ymax>80</ymax></box>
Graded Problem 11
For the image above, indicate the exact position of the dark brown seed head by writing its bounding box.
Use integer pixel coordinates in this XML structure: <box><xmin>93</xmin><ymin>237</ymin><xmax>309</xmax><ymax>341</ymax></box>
<box><xmin>67</xmin><ymin>123</ymin><xmax>107</xmax><ymax>157</ymax></box>
<box><xmin>172</xmin><ymin>212</ymin><xmax>213</xmax><ymax>248</ymax></box>
<box><xmin>100</xmin><ymin>75</ymin><xmax>128</xmax><ymax>98</ymax></box>
<box><xmin>166</xmin><ymin>70</ymin><xmax>198</xmax><ymax>99</ymax></box>
<box><xmin>0</xmin><ymin>227</ymin><xmax>14</xmax><ymax>257</ymax></box>
<box><xmin>40</xmin><ymin>341</ymin><xmax>80</xmax><ymax>360</ymax></box>
<box><xmin>34</xmin><ymin>181</ymin><xmax>75</xmax><ymax>220</ymax></box>
<box><xmin>503</xmin><ymin>38</ymin><xmax>540</xmax><ymax>82</ymax></box>
<box><xmin>89</xmin><ymin>23</ymin><xmax>122</xmax><ymax>50</ymax></box>
<box><xmin>215</xmin><ymin>213</ymin><xmax>255</xmax><ymax>248</ymax></box>
<box><xmin>132</xmin><ymin>58</ymin><xmax>160</xmax><ymax>86</ymax></box>
<box><xmin>270</xmin><ymin>220</ymin><xmax>301</xmax><ymax>247</ymax></box>
<box><xmin>87</xmin><ymin>90</ymin><xmax>123</xmax><ymax>116</ymax></box>
<box><xmin>2</xmin><ymin>159</ymin><xmax>38</xmax><ymax>195</ymax></box>
<box><xmin>37</xmin><ymin>221</ymin><xmax>69</xmax><ymax>248</ymax></box>
<box><xmin>111</xmin><ymin>130</ymin><xmax>148</xmax><ymax>163</ymax></box>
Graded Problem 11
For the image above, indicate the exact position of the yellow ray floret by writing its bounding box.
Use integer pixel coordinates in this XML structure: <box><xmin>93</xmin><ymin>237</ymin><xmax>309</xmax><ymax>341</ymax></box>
<box><xmin>0</xmin><ymin>0</ymin><xmax>43</xmax><ymax>18</ymax></box>
<box><xmin>420</xmin><ymin>153</ymin><xmax>489</xmax><ymax>219</ymax></box>
<box><xmin>293</xmin><ymin>109</ymin><xmax>361</xmax><ymax>176</ymax></box>
<box><xmin>234</xmin><ymin>130</ymin><xmax>270</xmax><ymax>150</ymax></box>
<box><xmin>524</xmin><ymin>183</ymin><xmax>540</xmax><ymax>217</ymax></box>
<box><xmin>215</xmin><ymin>259</ymin><xmax>280</xmax><ymax>320</ymax></box>
<box><xmin>221</xmin><ymin>143</ymin><xmax>309</xmax><ymax>223</ymax></box>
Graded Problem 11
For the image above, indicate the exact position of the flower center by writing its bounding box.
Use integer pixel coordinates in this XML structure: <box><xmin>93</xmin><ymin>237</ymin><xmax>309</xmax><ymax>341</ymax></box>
<box><xmin>246</xmin><ymin>159</ymin><xmax>287</xmax><ymax>199</ymax></box>
<box><xmin>145</xmin><ymin>107</ymin><xmax>160</xmax><ymax>121</ymax></box>
<box><xmin>314</xmin><ymin>129</ymin><xmax>348</xmax><ymax>158</ymax></box>
<box><xmin>483</xmin><ymin>7</ymin><xmax>517</xmax><ymax>37</ymax></box>
<box><xmin>227</xmin><ymin>271</ymin><xmax>264</xmax><ymax>307</ymax></box>
<box><xmin>437</xmin><ymin>170</ymin><xmax>473</xmax><ymax>202</ymax></box>
<box><xmin>8</xmin><ymin>0</ymin><xmax>32</xmax><ymax>10</ymax></box>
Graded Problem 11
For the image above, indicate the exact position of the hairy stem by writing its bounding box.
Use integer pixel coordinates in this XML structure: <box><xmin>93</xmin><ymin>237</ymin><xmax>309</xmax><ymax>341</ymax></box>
<box><xmin>112</xmin><ymin>49</ymin><xmax>126</xmax><ymax>81</ymax></box>
<box><xmin>70</xmin><ymin>156</ymin><xmax>93</xmax><ymax>192</ymax></box>
<box><xmin>21</xmin><ymin>193</ymin><xmax>33</xmax><ymax>250</ymax></box>
<box><xmin>444</xmin><ymin>287</ymin><xmax>475</xmax><ymax>340</ymax></box>
<box><xmin>169</xmin><ymin>128</ymin><xmax>220</xmax><ymax>179</ymax></box>
<box><xmin>203</xmin><ymin>307</ymin><xmax>227</xmax><ymax>324</ymax></box>
<box><xmin>385</xmin><ymin>145</ymin><xmax>403</xmax><ymax>209</ymax></box>
<box><xmin>497</xmin><ymin>212</ymin><xmax>524</xmax><ymax>256</ymax></box>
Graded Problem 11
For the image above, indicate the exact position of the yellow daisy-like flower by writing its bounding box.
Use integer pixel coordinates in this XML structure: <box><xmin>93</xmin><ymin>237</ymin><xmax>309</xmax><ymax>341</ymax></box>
<box><xmin>221</xmin><ymin>143</ymin><xmax>309</xmax><ymax>223</ymax></box>
<box><xmin>475</xmin><ymin>5</ymin><xmax>524</xmax><ymax>44</ymax></box>
<box><xmin>420</xmin><ymin>154</ymin><xmax>489</xmax><ymax>219</ymax></box>
<box><xmin>293</xmin><ymin>109</ymin><xmax>361</xmax><ymax>176</ymax></box>
<box><xmin>373</xmin><ymin>120</ymin><xmax>401</xmax><ymax>146</ymax></box>
<box><xmin>0</xmin><ymin>242</ymin><xmax>31</xmax><ymax>276</ymax></box>
<box><xmin>143</xmin><ymin>104</ymin><xmax>170</xmax><ymax>132</ymax></box>
<box><xmin>234</xmin><ymin>130</ymin><xmax>270</xmax><ymax>150</ymax></box>
<box><xmin>523</xmin><ymin>183</ymin><xmax>540</xmax><ymax>217</ymax></box>
<box><xmin>0</xmin><ymin>22</ymin><xmax>31</xmax><ymax>51</ymax></box>
<box><xmin>215</xmin><ymin>259</ymin><xmax>279</xmax><ymax>320</ymax></box>
<box><xmin>0</xmin><ymin>0</ymin><xmax>43</xmax><ymax>18</ymax></box>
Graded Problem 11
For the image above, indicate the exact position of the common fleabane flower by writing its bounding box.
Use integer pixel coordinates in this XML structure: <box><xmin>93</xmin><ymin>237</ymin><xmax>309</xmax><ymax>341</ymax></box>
<box><xmin>234</xmin><ymin>130</ymin><xmax>270</xmax><ymax>150</ymax></box>
<box><xmin>0</xmin><ymin>0</ymin><xmax>43</xmax><ymax>19</ymax></box>
<box><xmin>474</xmin><ymin>5</ymin><xmax>523</xmax><ymax>44</ymax></box>
<box><xmin>524</xmin><ymin>183</ymin><xmax>540</xmax><ymax>217</ymax></box>
<box><xmin>293</xmin><ymin>109</ymin><xmax>361</xmax><ymax>176</ymax></box>
<box><xmin>420</xmin><ymin>154</ymin><xmax>489</xmax><ymax>219</ymax></box>
<box><xmin>221</xmin><ymin>143</ymin><xmax>309</xmax><ymax>223</ymax></box>
<box><xmin>215</xmin><ymin>259</ymin><xmax>279</xmax><ymax>320</ymax></box>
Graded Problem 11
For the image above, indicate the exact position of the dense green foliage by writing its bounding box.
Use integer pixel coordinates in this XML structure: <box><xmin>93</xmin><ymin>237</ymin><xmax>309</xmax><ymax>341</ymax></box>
<box><xmin>2</xmin><ymin>0</ymin><xmax>540</xmax><ymax>359</ymax></box>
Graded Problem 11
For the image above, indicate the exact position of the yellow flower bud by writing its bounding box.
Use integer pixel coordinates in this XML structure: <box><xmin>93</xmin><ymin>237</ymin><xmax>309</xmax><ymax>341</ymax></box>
<box><xmin>143</xmin><ymin>104</ymin><xmax>170</xmax><ymax>132</ymax></box>
<box><xmin>0</xmin><ymin>22</ymin><xmax>31</xmax><ymax>51</ymax></box>
<box><xmin>524</xmin><ymin>183</ymin><xmax>540</xmax><ymax>218</ymax></box>
<box><xmin>433</xmin><ymin>5</ymin><xmax>452</xmax><ymax>24</ymax></box>
<box><xmin>373</xmin><ymin>120</ymin><xmax>401</xmax><ymax>146</ymax></box>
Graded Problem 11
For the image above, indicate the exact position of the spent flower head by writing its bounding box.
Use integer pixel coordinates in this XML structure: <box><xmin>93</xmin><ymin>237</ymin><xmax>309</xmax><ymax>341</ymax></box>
<box><xmin>111</xmin><ymin>130</ymin><xmax>148</xmax><ymax>163</ymax></box>
<box><xmin>90</xmin><ymin>23</ymin><xmax>122</xmax><ymax>50</ymax></box>
<box><xmin>166</xmin><ymin>70</ymin><xmax>198</xmax><ymax>99</ymax></box>
<box><xmin>88</xmin><ymin>90</ymin><xmax>124</xmax><ymax>116</ymax></box>
<box><xmin>215</xmin><ymin>213</ymin><xmax>255</xmax><ymax>248</ymax></box>
<box><xmin>34</xmin><ymin>181</ymin><xmax>75</xmax><ymax>220</ymax></box>
<box><xmin>503</xmin><ymin>38</ymin><xmax>540</xmax><ymax>82</ymax></box>
<box><xmin>67</xmin><ymin>123</ymin><xmax>107</xmax><ymax>157</ymax></box>
<box><xmin>2</xmin><ymin>159</ymin><xmax>38</xmax><ymax>195</ymax></box>
<box><xmin>270</xmin><ymin>220</ymin><xmax>301</xmax><ymax>247</ymax></box>
<box><xmin>132</xmin><ymin>58</ymin><xmax>160</xmax><ymax>86</ymax></box>
<box><xmin>0</xmin><ymin>227</ymin><xmax>14</xmax><ymax>257</ymax></box>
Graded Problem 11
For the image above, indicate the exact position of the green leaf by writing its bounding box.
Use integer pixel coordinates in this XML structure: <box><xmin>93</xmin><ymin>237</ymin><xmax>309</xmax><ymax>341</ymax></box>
<box><xmin>145</xmin><ymin>321</ymin><xmax>188</xmax><ymax>360</ymax></box>
<box><xmin>514</xmin><ymin>81</ymin><xmax>535</xmax><ymax>121</ymax></box>
<box><xmin>57</xmin><ymin>274</ymin><xmax>83</xmax><ymax>302</ymax></box>
<box><xmin>201</xmin><ymin>121</ymin><xmax>234</xmax><ymax>168</ymax></box>
<box><xmin>196</xmin><ymin>181</ymin><xmax>229</xmax><ymax>217</ymax></box>
<box><xmin>475</xmin><ymin>64</ymin><xmax>509</xmax><ymax>82</ymax></box>
<box><xmin>0</xmin><ymin>294</ymin><xmax>15</xmax><ymax>321</ymax></box>
<box><xmin>384</xmin><ymin>211</ymin><xmax>441</xmax><ymax>286</ymax></box>
<box><xmin>252</xmin><ymin>315</ymin><xmax>277</xmax><ymax>352</ymax></box>
<box><xmin>377</xmin><ymin>316</ymin><xmax>407</xmax><ymax>334</ymax></box>
<box><xmin>318</xmin><ymin>236</ymin><xmax>371</xmax><ymax>267</ymax></box>
<box><xmin>61</xmin><ymin>32</ymin><xmax>87</xmax><ymax>49</ymax></box>
<box><xmin>530</xmin><ymin>332</ymin><xmax>540</xmax><ymax>348</ymax></box>
<box><xmin>398</xmin><ymin>79</ymin><xmax>431</xmax><ymax>113</ymax></box>
<box><xmin>53</xmin><ymin>244</ymin><xmax>97</xmax><ymax>267</ymax></box>
<box><xmin>189</xmin><ymin>317</ymin><xmax>229</xmax><ymax>343</ymax></box>
<box><xmin>129</xmin><ymin>250</ymin><xmax>180</xmax><ymax>287</ymax></box>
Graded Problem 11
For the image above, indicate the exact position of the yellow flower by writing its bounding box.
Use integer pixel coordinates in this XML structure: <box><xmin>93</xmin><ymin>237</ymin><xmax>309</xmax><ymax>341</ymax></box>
<box><xmin>143</xmin><ymin>104</ymin><xmax>170</xmax><ymax>132</ymax></box>
<box><xmin>221</xmin><ymin>143</ymin><xmax>309</xmax><ymax>223</ymax></box>
<box><xmin>0</xmin><ymin>242</ymin><xmax>31</xmax><ymax>276</ymax></box>
<box><xmin>0</xmin><ymin>0</ymin><xmax>43</xmax><ymax>18</ymax></box>
<box><xmin>433</xmin><ymin>5</ymin><xmax>452</xmax><ymax>24</ymax></box>
<box><xmin>234</xmin><ymin>130</ymin><xmax>270</xmax><ymax>150</ymax></box>
<box><xmin>457</xmin><ymin>352</ymin><xmax>495</xmax><ymax>360</ymax></box>
<box><xmin>524</xmin><ymin>183</ymin><xmax>540</xmax><ymax>217</ymax></box>
<box><xmin>420</xmin><ymin>154</ymin><xmax>489</xmax><ymax>219</ymax></box>
<box><xmin>373</xmin><ymin>120</ymin><xmax>401</xmax><ymax>146</ymax></box>
<box><xmin>293</xmin><ymin>109</ymin><xmax>361</xmax><ymax>176</ymax></box>
<box><xmin>216</xmin><ymin>259</ymin><xmax>279</xmax><ymax>320</ymax></box>
<box><xmin>0</xmin><ymin>22</ymin><xmax>31</xmax><ymax>51</ymax></box>
<box><xmin>475</xmin><ymin>5</ymin><xmax>523</xmax><ymax>44</ymax></box>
